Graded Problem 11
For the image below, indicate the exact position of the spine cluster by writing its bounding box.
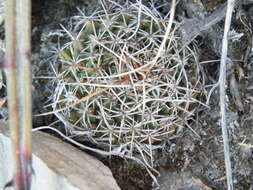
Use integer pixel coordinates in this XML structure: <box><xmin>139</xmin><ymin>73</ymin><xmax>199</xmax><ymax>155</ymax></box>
<box><xmin>51</xmin><ymin>1</ymin><xmax>204</xmax><ymax>166</ymax></box>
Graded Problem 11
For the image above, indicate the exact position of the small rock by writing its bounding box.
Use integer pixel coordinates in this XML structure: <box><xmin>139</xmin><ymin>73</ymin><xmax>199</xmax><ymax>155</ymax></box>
<box><xmin>157</xmin><ymin>169</ymin><xmax>212</xmax><ymax>190</ymax></box>
<box><xmin>0</xmin><ymin>120</ymin><xmax>120</xmax><ymax>190</ymax></box>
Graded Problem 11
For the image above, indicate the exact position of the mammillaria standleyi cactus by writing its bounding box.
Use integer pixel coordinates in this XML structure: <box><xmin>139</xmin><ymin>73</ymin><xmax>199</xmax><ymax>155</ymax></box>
<box><xmin>50</xmin><ymin>1</ymin><xmax>205</xmax><ymax>167</ymax></box>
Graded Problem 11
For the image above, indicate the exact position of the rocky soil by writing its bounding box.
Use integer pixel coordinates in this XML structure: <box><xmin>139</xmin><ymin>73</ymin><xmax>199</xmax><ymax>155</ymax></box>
<box><xmin>1</xmin><ymin>0</ymin><xmax>253</xmax><ymax>189</ymax></box>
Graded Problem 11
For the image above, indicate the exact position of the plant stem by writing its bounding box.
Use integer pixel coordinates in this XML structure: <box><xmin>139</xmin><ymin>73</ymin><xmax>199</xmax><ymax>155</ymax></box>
<box><xmin>17</xmin><ymin>0</ymin><xmax>33</xmax><ymax>189</ymax></box>
<box><xmin>4</xmin><ymin>0</ymin><xmax>23</xmax><ymax>189</ymax></box>
<box><xmin>219</xmin><ymin>0</ymin><xmax>235</xmax><ymax>189</ymax></box>
<box><xmin>5</xmin><ymin>0</ymin><xmax>33</xmax><ymax>189</ymax></box>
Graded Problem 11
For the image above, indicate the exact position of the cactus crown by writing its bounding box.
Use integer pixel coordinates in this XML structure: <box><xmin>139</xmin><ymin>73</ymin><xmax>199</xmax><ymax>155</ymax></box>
<box><xmin>51</xmin><ymin>1</ymin><xmax>204</xmax><ymax>167</ymax></box>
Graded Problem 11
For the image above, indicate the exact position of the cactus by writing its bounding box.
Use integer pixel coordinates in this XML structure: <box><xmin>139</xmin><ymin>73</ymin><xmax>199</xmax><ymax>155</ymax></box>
<box><xmin>50</xmin><ymin>1</ymin><xmax>205</xmax><ymax>167</ymax></box>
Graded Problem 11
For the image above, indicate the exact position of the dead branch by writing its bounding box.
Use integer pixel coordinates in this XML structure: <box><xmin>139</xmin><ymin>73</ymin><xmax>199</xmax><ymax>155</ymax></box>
<box><xmin>219</xmin><ymin>0</ymin><xmax>236</xmax><ymax>189</ymax></box>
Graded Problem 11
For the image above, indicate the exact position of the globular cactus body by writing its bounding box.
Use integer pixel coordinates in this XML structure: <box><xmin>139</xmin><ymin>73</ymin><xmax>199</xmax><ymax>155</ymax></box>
<box><xmin>52</xmin><ymin>1</ymin><xmax>204</xmax><ymax>166</ymax></box>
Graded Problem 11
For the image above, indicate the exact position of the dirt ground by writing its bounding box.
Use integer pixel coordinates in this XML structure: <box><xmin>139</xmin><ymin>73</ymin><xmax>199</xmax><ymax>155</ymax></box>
<box><xmin>1</xmin><ymin>0</ymin><xmax>252</xmax><ymax>189</ymax></box>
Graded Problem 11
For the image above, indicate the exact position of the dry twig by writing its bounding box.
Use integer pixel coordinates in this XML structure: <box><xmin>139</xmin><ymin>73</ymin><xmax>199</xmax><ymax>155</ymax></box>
<box><xmin>17</xmin><ymin>0</ymin><xmax>33</xmax><ymax>189</ymax></box>
<box><xmin>4</xmin><ymin>0</ymin><xmax>33</xmax><ymax>189</ymax></box>
<box><xmin>4</xmin><ymin>1</ymin><xmax>23</xmax><ymax>189</ymax></box>
<box><xmin>219</xmin><ymin>0</ymin><xmax>236</xmax><ymax>189</ymax></box>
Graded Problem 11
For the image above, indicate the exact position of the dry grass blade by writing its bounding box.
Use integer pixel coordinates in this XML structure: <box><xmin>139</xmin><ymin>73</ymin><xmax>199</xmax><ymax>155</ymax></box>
<box><xmin>38</xmin><ymin>76</ymin><xmax>129</xmax><ymax>116</ymax></box>
<box><xmin>148</xmin><ymin>0</ymin><xmax>176</xmax><ymax>70</ymax></box>
<box><xmin>38</xmin><ymin>86</ymin><xmax>110</xmax><ymax>116</ymax></box>
<box><xmin>219</xmin><ymin>0</ymin><xmax>236</xmax><ymax>189</ymax></box>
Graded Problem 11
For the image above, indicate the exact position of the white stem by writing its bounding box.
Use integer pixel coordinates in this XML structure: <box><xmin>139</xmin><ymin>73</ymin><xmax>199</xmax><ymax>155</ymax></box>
<box><xmin>219</xmin><ymin>0</ymin><xmax>235</xmax><ymax>189</ymax></box>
